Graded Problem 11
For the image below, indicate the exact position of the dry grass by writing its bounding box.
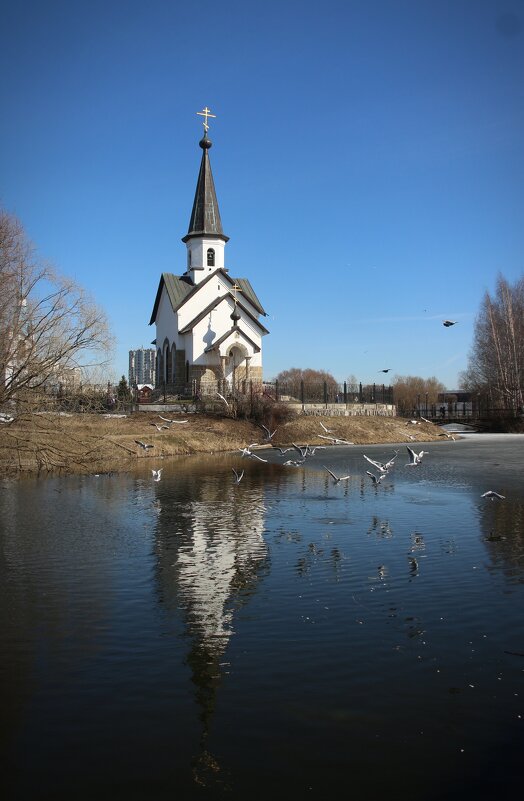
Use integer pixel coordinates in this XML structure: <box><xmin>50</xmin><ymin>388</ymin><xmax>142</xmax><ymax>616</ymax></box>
<box><xmin>0</xmin><ymin>410</ymin><xmax>444</xmax><ymax>477</ymax></box>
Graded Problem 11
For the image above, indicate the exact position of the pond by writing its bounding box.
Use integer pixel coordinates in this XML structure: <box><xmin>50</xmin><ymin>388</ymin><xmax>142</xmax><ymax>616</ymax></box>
<box><xmin>1</xmin><ymin>435</ymin><xmax>523</xmax><ymax>800</ymax></box>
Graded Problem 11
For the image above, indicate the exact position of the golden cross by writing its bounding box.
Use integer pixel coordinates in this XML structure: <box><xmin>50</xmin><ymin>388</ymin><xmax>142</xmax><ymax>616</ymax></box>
<box><xmin>231</xmin><ymin>282</ymin><xmax>242</xmax><ymax>305</ymax></box>
<box><xmin>197</xmin><ymin>106</ymin><xmax>216</xmax><ymax>132</ymax></box>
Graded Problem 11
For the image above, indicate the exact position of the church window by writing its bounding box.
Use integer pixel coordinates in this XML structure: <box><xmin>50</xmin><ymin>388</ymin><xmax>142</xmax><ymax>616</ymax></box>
<box><xmin>207</xmin><ymin>248</ymin><xmax>215</xmax><ymax>267</ymax></box>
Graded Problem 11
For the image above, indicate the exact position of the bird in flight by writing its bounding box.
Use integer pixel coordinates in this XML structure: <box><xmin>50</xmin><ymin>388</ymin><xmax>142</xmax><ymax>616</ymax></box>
<box><xmin>318</xmin><ymin>435</ymin><xmax>354</xmax><ymax>445</ymax></box>
<box><xmin>323</xmin><ymin>465</ymin><xmax>351</xmax><ymax>484</ymax></box>
<box><xmin>366</xmin><ymin>470</ymin><xmax>385</xmax><ymax>485</ymax></box>
<box><xmin>319</xmin><ymin>421</ymin><xmax>334</xmax><ymax>434</ymax></box>
<box><xmin>158</xmin><ymin>416</ymin><xmax>188</xmax><ymax>424</ymax></box>
<box><xmin>135</xmin><ymin>440</ymin><xmax>154</xmax><ymax>449</ymax></box>
<box><xmin>232</xmin><ymin>468</ymin><xmax>244</xmax><ymax>484</ymax></box>
<box><xmin>151</xmin><ymin>468</ymin><xmax>162</xmax><ymax>481</ymax></box>
<box><xmin>481</xmin><ymin>490</ymin><xmax>505</xmax><ymax>500</ymax></box>
<box><xmin>272</xmin><ymin>446</ymin><xmax>294</xmax><ymax>455</ymax></box>
<box><xmin>363</xmin><ymin>454</ymin><xmax>391</xmax><ymax>473</ymax></box>
<box><xmin>443</xmin><ymin>320</ymin><xmax>458</xmax><ymax>327</ymax></box>
<box><xmin>216</xmin><ymin>392</ymin><xmax>229</xmax><ymax>407</ymax></box>
<box><xmin>405</xmin><ymin>446</ymin><xmax>428</xmax><ymax>466</ymax></box>
<box><xmin>260</xmin><ymin>424</ymin><xmax>277</xmax><ymax>441</ymax></box>
<box><xmin>379</xmin><ymin>369</ymin><xmax>391</xmax><ymax>373</ymax></box>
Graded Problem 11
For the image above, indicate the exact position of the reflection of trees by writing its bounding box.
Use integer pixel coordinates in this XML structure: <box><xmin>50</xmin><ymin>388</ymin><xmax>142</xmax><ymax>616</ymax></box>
<box><xmin>479</xmin><ymin>496</ymin><xmax>524</xmax><ymax>581</ymax></box>
<box><xmin>152</xmin><ymin>457</ymin><xmax>270</xmax><ymax>786</ymax></box>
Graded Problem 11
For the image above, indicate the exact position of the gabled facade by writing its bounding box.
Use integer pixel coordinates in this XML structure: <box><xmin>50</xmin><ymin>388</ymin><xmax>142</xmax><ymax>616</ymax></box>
<box><xmin>149</xmin><ymin>128</ymin><xmax>268</xmax><ymax>394</ymax></box>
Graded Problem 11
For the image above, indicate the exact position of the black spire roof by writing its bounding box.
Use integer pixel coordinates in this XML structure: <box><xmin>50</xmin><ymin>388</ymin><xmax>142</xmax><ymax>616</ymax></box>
<box><xmin>182</xmin><ymin>134</ymin><xmax>229</xmax><ymax>243</ymax></box>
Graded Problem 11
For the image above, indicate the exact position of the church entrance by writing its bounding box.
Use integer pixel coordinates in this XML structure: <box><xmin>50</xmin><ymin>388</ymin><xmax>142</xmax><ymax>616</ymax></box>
<box><xmin>225</xmin><ymin>345</ymin><xmax>248</xmax><ymax>391</ymax></box>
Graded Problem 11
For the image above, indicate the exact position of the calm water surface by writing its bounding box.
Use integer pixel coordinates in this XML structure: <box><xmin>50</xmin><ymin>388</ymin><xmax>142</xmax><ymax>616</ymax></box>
<box><xmin>1</xmin><ymin>435</ymin><xmax>523</xmax><ymax>800</ymax></box>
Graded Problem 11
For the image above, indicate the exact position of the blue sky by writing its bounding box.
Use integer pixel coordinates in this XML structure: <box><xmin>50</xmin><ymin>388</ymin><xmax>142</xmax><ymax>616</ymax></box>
<box><xmin>1</xmin><ymin>0</ymin><xmax>523</xmax><ymax>389</ymax></box>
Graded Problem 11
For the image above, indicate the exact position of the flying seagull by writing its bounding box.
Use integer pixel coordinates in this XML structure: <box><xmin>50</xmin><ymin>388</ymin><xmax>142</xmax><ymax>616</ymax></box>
<box><xmin>151</xmin><ymin>468</ymin><xmax>162</xmax><ymax>481</ymax></box>
<box><xmin>320</xmin><ymin>421</ymin><xmax>334</xmax><ymax>434</ymax></box>
<box><xmin>158</xmin><ymin>416</ymin><xmax>188</xmax><ymax>424</ymax></box>
<box><xmin>365</xmin><ymin>450</ymin><xmax>398</xmax><ymax>472</ymax></box>
<box><xmin>305</xmin><ymin>445</ymin><xmax>326</xmax><ymax>456</ymax></box>
<box><xmin>232</xmin><ymin>468</ymin><xmax>244</xmax><ymax>484</ymax></box>
<box><xmin>318</xmin><ymin>435</ymin><xmax>354</xmax><ymax>445</ymax></box>
<box><xmin>272</xmin><ymin>446</ymin><xmax>294</xmax><ymax>455</ymax></box>
<box><xmin>260</xmin><ymin>424</ymin><xmax>277</xmax><ymax>441</ymax></box>
<box><xmin>292</xmin><ymin>442</ymin><xmax>309</xmax><ymax>459</ymax></box>
<box><xmin>379</xmin><ymin>369</ymin><xmax>391</xmax><ymax>373</ymax></box>
<box><xmin>443</xmin><ymin>320</ymin><xmax>458</xmax><ymax>327</ymax></box>
<box><xmin>405</xmin><ymin>445</ymin><xmax>428</xmax><ymax>466</ymax></box>
<box><xmin>366</xmin><ymin>470</ymin><xmax>385</xmax><ymax>484</ymax></box>
<box><xmin>363</xmin><ymin>454</ymin><xmax>389</xmax><ymax>473</ymax></box>
<box><xmin>239</xmin><ymin>443</ymin><xmax>260</xmax><ymax>457</ymax></box>
<box><xmin>151</xmin><ymin>423</ymin><xmax>170</xmax><ymax>431</ymax></box>
<box><xmin>135</xmin><ymin>440</ymin><xmax>154</xmax><ymax>450</ymax></box>
<box><xmin>323</xmin><ymin>465</ymin><xmax>351</xmax><ymax>484</ymax></box>
<box><xmin>481</xmin><ymin>490</ymin><xmax>505</xmax><ymax>500</ymax></box>
<box><xmin>216</xmin><ymin>392</ymin><xmax>229</xmax><ymax>407</ymax></box>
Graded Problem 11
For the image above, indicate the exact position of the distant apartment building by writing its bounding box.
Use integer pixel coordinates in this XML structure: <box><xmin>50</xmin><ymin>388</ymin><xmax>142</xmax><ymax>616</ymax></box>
<box><xmin>128</xmin><ymin>348</ymin><xmax>156</xmax><ymax>387</ymax></box>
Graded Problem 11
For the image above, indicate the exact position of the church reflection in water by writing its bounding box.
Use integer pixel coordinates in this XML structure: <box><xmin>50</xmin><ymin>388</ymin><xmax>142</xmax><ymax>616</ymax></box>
<box><xmin>150</xmin><ymin>456</ymin><xmax>272</xmax><ymax>786</ymax></box>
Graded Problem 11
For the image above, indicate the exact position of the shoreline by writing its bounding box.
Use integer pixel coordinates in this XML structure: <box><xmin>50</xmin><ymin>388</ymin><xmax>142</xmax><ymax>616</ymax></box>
<box><xmin>0</xmin><ymin>410</ymin><xmax>461</xmax><ymax>478</ymax></box>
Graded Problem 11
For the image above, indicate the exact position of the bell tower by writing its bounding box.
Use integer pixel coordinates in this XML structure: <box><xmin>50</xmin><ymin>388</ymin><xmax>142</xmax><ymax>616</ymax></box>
<box><xmin>182</xmin><ymin>107</ymin><xmax>229</xmax><ymax>284</ymax></box>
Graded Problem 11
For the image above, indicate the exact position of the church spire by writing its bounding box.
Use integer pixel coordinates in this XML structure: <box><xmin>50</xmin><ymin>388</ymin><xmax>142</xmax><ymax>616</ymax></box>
<box><xmin>182</xmin><ymin>108</ymin><xmax>228</xmax><ymax>244</ymax></box>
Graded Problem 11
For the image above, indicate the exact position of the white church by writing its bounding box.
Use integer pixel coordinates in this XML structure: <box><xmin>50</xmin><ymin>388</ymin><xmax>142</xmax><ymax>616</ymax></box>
<box><xmin>149</xmin><ymin>109</ymin><xmax>269</xmax><ymax>395</ymax></box>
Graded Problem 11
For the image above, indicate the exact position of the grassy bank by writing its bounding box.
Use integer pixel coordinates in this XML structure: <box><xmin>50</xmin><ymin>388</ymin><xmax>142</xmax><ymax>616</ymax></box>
<box><xmin>0</xmin><ymin>411</ymin><xmax>446</xmax><ymax>477</ymax></box>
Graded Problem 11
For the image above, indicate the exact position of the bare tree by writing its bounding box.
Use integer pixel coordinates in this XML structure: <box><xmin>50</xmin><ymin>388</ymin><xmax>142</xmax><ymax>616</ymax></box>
<box><xmin>274</xmin><ymin>367</ymin><xmax>338</xmax><ymax>397</ymax></box>
<box><xmin>461</xmin><ymin>273</ymin><xmax>524</xmax><ymax>413</ymax></box>
<box><xmin>392</xmin><ymin>374</ymin><xmax>446</xmax><ymax>415</ymax></box>
<box><xmin>0</xmin><ymin>209</ymin><xmax>113</xmax><ymax>409</ymax></box>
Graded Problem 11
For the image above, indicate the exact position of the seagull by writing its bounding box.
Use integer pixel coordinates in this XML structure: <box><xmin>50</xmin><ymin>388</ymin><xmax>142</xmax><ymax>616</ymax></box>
<box><xmin>366</xmin><ymin>470</ymin><xmax>385</xmax><ymax>484</ymax></box>
<box><xmin>135</xmin><ymin>440</ymin><xmax>154</xmax><ymax>449</ymax></box>
<box><xmin>232</xmin><ymin>468</ymin><xmax>244</xmax><ymax>484</ymax></box>
<box><xmin>151</xmin><ymin>423</ymin><xmax>169</xmax><ymax>431</ymax></box>
<box><xmin>272</xmin><ymin>446</ymin><xmax>294</xmax><ymax>455</ymax></box>
<box><xmin>249</xmin><ymin>452</ymin><xmax>268</xmax><ymax>462</ymax></box>
<box><xmin>260</xmin><ymin>424</ymin><xmax>277</xmax><ymax>441</ymax></box>
<box><xmin>323</xmin><ymin>465</ymin><xmax>351</xmax><ymax>484</ymax></box>
<box><xmin>443</xmin><ymin>320</ymin><xmax>458</xmax><ymax>327</ymax></box>
<box><xmin>379</xmin><ymin>369</ymin><xmax>391</xmax><ymax>373</ymax></box>
<box><xmin>305</xmin><ymin>445</ymin><xmax>326</xmax><ymax>456</ymax></box>
<box><xmin>216</xmin><ymin>392</ymin><xmax>229</xmax><ymax>407</ymax></box>
<box><xmin>151</xmin><ymin>468</ymin><xmax>162</xmax><ymax>481</ymax></box>
<box><xmin>320</xmin><ymin>421</ymin><xmax>334</xmax><ymax>434</ymax></box>
<box><xmin>318</xmin><ymin>435</ymin><xmax>354</xmax><ymax>445</ymax></box>
<box><xmin>481</xmin><ymin>490</ymin><xmax>505</xmax><ymax>500</ymax></box>
<box><xmin>283</xmin><ymin>459</ymin><xmax>306</xmax><ymax>467</ymax></box>
<box><xmin>363</xmin><ymin>454</ymin><xmax>389</xmax><ymax>473</ymax></box>
<box><xmin>239</xmin><ymin>443</ymin><xmax>260</xmax><ymax>457</ymax></box>
<box><xmin>158</xmin><ymin>416</ymin><xmax>188</xmax><ymax>424</ymax></box>
<box><xmin>292</xmin><ymin>442</ymin><xmax>309</xmax><ymax>459</ymax></box>
<box><xmin>405</xmin><ymin>445</ymin><xmax>428</xmax><ymax>466</ymax></box>
<box><xmin>420</xmin><ymin>416</ymin><xmax>432</xmax><ymax>424</ymax></box>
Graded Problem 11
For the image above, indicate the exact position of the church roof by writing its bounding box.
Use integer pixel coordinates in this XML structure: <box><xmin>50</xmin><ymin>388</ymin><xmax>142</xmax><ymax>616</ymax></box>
<box><xmin>204</xmin><ymin>326</ymin><xmax>261</xmax><ymax>354</ymax></box>
<box><xmin>149</xmin><ymin>268</ymin><xmax>266</xmax><ymax>325</ymax></box>
<box><xmin>182</xmin><ymin>134</ymin><xmax>229</xmax><ymax>244</ymax></box>
<box><xmin>178</xmin><ymin>294</ymin><xmax>270</xmax><ymax>335</ymax></box>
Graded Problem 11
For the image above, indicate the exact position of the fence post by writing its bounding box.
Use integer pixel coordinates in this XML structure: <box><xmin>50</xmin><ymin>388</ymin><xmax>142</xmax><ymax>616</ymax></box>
<box><xmin>301</xmin><ymin>380</ymin><xmax>305</xmax><ymax>410</ymax></box>
<box><xmin>275</xmin><ymin>379</ymin><xmax>279</xmax><ymax>402</ymax></box>
<box><xmin>343</xmin><ymin>381</ymin><xmax>347</xmax><ymax>405</ymax></box>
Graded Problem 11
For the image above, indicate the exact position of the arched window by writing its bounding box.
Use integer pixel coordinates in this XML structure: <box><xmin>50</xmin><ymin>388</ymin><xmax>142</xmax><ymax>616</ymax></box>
<box><xmin>207</xmin><ymin>248</ymin><xmax>215</xmax><ymax>267</ymax></box>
